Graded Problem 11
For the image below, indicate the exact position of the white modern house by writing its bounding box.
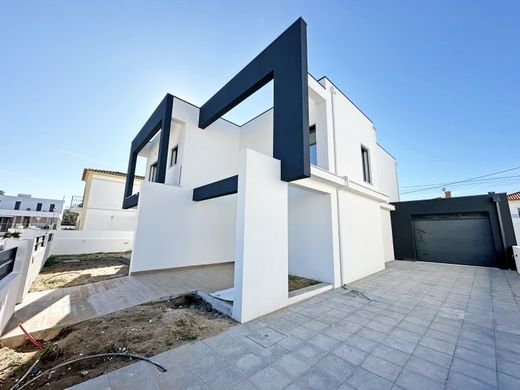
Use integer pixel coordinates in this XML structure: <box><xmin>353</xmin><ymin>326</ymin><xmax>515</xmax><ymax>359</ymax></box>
<box><xmin>0</xmin><ymin>193</ymin><xmax>64</xmax><ymax>233</ymax></box>
<box><xmin>72</xmin><ymin>169</ymin><xmax>142</xmax><ymax>231</ymax></box>
<box><xmin>508</xmin><ymin>191</ymin><xmax>520</xmax><ymax>242</ymax></box>
<box><xmin>123</xmin><ymin>19</ymin><xmax>398</xmax><ymax>323</ymax></box>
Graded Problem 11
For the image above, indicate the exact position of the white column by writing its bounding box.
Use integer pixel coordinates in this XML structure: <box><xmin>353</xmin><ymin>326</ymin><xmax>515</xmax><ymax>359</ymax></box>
<box><xmin>233</xmin><ymin>149</ymin><xmax>288</xmax><ymax>323</ymax></box>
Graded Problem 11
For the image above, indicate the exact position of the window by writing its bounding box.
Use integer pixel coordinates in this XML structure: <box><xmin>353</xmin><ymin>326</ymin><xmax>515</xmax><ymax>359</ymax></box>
<box><xmin>149</xmin><ymin>162</ymin><xmax>157</xmax><ymax>182</ymax></box>
<box><xmin>14</xmin><ymin>201</ymin><xmax>21</xmax><ymax>210</ymax></box>
<box><xmin>49</xmin><ymin>204</ymin><xmax>55</xmax><ymax>212</ymax></box>
<box><xmin>36</xmin><ymin>203</ymin><xmax>42</xmax><ymax>211</ymax></box>
<box><xmin>170</xmin><ymin>146</ymin><xmax>178</xmax><ymax>167</ymax></box>
<box><xmin>361</xmin><ymin>146</ymin><xmax>372</xmax><ymax>184</ymax></box>
<box><xmin>309</xmin><ymin>125</ymin><xmax>317</xmax><ymax>166</ymax></box>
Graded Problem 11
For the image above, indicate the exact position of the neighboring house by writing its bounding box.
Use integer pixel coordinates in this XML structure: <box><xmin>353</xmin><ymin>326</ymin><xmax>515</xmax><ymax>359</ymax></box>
<box><xmin>0</xmin><ymin>193</ymin><xmax>64</xmax><ymax>232</ymax></box>
<box><xmin>121</xmin><ymin>18</ymin><xmax>399</xmax><ymax>322</ymax></box>
<box><xmin>72</xmin><ymin>169</ymin><xmax>142</xmax><ymax>231</ymax></box>
<box><xmin>508</xmin><ymin>191</ymin><xmax>520</xmax><ymax>242</ymax></box>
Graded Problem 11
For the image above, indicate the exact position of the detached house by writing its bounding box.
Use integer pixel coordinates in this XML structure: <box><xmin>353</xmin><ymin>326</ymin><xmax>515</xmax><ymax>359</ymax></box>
<box><xmin>122</xmin><ymin>19</ymin><xmax>398</xmax><ymax>323</ymax></box>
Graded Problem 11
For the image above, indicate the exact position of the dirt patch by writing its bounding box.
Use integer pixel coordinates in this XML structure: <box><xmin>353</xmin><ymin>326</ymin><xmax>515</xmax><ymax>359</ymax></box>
<box><xmin>1</xmin><ymin>294</ymin><xmax>235</xmax><ymax>389</ymax></box>
<box><xmin>288</xmin><ymin>275</ymin><xmax>320</xmax><ymax>292</ymax></box>
<box><xmin>29</xmin><ymin>252</ymin><xmax>131</xmax><ymax>292</ymax></box>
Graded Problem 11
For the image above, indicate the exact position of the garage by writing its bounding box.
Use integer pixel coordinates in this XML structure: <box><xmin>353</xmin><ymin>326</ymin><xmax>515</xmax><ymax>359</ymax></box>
<box><xmin>412</xmin><ymin>213</ymin><xmax>496</xmax><ymax>266</ymax></box>
<box><xmin>391</xmin><ymin>193</ymin><xmax>517</xmax><ymax>269</ymax></box>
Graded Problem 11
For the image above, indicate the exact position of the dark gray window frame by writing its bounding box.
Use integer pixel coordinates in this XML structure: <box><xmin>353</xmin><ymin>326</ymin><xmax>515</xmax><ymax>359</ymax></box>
<box><xmin>123</xmin><ymin>94</ymin><xmax>173</xmax><ymax>209</ymax></box>
<box><xmin>170</xmin><ymin>146</ymin><xmax>178</xmax><ymax>167</ymax></box>
<box><xmin>361</xmin><ymin>145</ymin><xmax>372</xmax><ymax>184</ymax></box>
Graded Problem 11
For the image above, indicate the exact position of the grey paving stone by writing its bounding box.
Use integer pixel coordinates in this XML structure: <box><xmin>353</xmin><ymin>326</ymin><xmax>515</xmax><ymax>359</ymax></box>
<box><xmin>323</xmin><ymin>324</ymin><xmax>353</xmax><ymax>342</ymax></box>
<box><xmin>302</xmin><ymin>319</ymin><xmax>331</xmax><ymax>332</ymax></box>
<box><xmin>246</xmin><ymin>326</ymin><xmax>287</xmax><ymax>348</ymax></box>
<box><xmin>249</xmin><ymin>366</ymin><xmax>292</xmax><ymax>390</ymax></box>
<box><xmin>293</xmin><ymin>365</ymin><xmax>345</xmax><ymax>390</ymax></box>
<box><xmin>362</xmin><ymin>354</ymin><xmax>402</xmax><ymax>382</ymax></box>
<box><xmin>446</xmin><ymin>371</ymin><xmax>496</xmax><ymax>390</ymax></box>
<box><xmin>366</xmin><ymin>319</ymin><xmax>395</xmax><ymax>334</ymax></box>
<box><xmin>308</xmin><ymin>333</ymin><xmax>341</xmax><ymax>351</ymax></box>
<box><xmin>458</xmin><ymin>335</ymin><xmax>495</xmax><ymax>355</ymax></box>
<box><xmin>454</xmin><ymin>346</ymin><xmax>496</xmax><ymax>369</ymax></box>
<box><xmin>277</xmin><ymin>335</ymin><xmax>305</xmax><ymax>351</ymax></box>
<box><xmin>398</xmin><ymin>320</ymin><xmax>428</xmax><ymax>336</ymax></box>
<box><xmin>107</xmin><ymin>362</ymin><xmax>160</xmax><ymax>390</ymax></box>
<box><xmin>497</xmin><ymin>359</ymin><xmax>520</xmax><ymax>379</ymax></box>
<box><xmin>372</xmin><ymin>344</ymin><xmax>410</xmax><ymax>366</ymax></box>
<box><xmin>419</xmin><ymin>336</ymin><xmax>456</xmax><ymax>355</ymax></box>
<box><xmin>498</xmin><ymin>372</ymin><xmax>520</xmax><ymax>390</ymax></box>
<box><xmin>347</xmin><ymin>367</ymin><xmax>393</xmax><ymax>390</ymax></box>
<box><xmin>332</xmin><ymin>343</ymin><xmax>368</xmax><ymax>366</ymax></box>
<box><xmin>357</xmin><ymin>327</ymin><xmax>387</xmax><ymax>343</ymax></box>
<box><xmin>345</xmin><ymin>334</ymin><xmax>379</xmax><ymax>352</ymax></box>
<box><xmin>272</xmin><ymin>351</ymin><xmax>314</xmax><ymax>379</ymax></box>
<box><xmin>314</xmin><ymin>354</ymin><xmax>355</xmax><ymax>382</ymax></box>
<box><xmin>293</xmin><ymin>343</ymin><xmax>328</xmax><ymax>364</ymax></box>
<box><xmin>451</xmin><ymin>357</ymin><xmax>497</xmax><ymax>386</ymax></box>
<box><xmin>396</xmin><ymin>368</ymin><xmax>444</xmax><ymax>390</ymax></box>
<box><xmin>383</xmin><ymin>334</ymin><xmax>418</xmax><ymax>354</ymax></box>
<box><xmin>405</xmin><ymin>355</ymin><xmax>449</xmax><ymax>383</ymax></box>
<box><xmin>413</xmin><ymin>345</ymin><xmax>453</xmax><ymax>368</ymax></box>
<box><xmin>198</xmin><ymin>359</ymin><xmax>245</xmax><ymax>390</ymax></box>
<box><xmin>391</xmin><ymin>327</ymin><xmax>422</xmax><ymax>343</ymax></box>
<box><xmin>290</xmin><ymin>325</ymin><xmax>318</xmax><ymax>340</ymax></box>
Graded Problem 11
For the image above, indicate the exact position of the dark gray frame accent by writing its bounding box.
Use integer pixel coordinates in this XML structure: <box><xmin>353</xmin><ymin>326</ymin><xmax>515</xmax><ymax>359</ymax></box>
<box><xmin>192</xmin><ymin>176</ymin><xmax>239</xmax><ymax>202</ymax></box>
<box><xmin>0</xmin><ymin>247</ymin><xmax>17</xmax><ymax>281</ymax></box>
<box><xmin>192</xmin><ymin>18</ymin><xmax>310</xmax><ymax>201</ymax></box>
<box><xmin>123</xmin><ymin>94</ymin><xmax>174</xmax><ymax>209</ymax></box>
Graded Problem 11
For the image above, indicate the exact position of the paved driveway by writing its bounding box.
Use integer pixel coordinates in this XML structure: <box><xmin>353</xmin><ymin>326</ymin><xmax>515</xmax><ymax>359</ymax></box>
<box><xmin>71</xmin><ymin>260</ymin><xmax>520</xmax><ymax>390</ymax></box>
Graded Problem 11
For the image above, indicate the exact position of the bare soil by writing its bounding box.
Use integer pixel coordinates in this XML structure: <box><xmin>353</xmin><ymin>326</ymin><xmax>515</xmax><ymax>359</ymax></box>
<box><xmin>0</xmin><ymin>294</ymin><xmax>235</xmax><ymax>389</ymax></box>
<box><xmin>288</xmin><ymin>275</ymin><xmax>320</xmax><ymax>292</ymax></box>
<box><xmin>29</xmin><ymin>252</ymin><xmax>131</xmax><ymax>292</ymax></box>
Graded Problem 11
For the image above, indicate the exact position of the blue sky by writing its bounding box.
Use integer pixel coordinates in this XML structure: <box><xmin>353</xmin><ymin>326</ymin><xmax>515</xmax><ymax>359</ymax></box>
<box><xmin>1</xmin><ymin>1</ymin><xmax>519</xmax><ymax>203</ymax></box>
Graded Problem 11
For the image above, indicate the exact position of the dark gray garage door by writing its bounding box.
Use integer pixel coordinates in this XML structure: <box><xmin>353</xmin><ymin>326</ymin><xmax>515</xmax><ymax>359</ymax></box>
<box><xmin>412</xmin><ymin>212</ymin><xmax>496</xmax><ymax>267</ymax></box>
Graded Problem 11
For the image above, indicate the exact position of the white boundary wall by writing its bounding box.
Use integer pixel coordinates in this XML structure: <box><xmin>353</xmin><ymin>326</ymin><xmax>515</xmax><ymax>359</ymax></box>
<box><xmin>130</xmin><ymin>181</ymin><xmax>236</xmax><ymax>273</ymax></box>
<box><xmin>49</xmin><ymin>230</ymin><xmax>134</xmax><ymax>255</ymax></box>
<box><xmin>233</xmin><ymin>150</ymin><xmax>289</xmax><ymax>322</ymax></box>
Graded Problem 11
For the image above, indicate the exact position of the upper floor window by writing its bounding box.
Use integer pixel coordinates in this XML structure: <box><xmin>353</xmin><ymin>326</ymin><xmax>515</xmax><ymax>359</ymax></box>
<box><xmin>14</xmin><ymin>201</ymin><xmax>21</xmax><ymax>210</ymax></box>
<box><xmin>361</xmin><ymin>145</ymin><xmax>372</xmax><ymax>184</ymax></box>
<box><xmin>170</xmin><ymin>146</ymin><xmax>178</xmax><ymax>167</ymax></box>
<box><xmin>149</xmin><ymin>162</ymin><xmax>157</xmax><ymax>182</ymax></box>
<box><xmin>309</xmin><ymin>125</ymin><xmax>317</xmax><ymax>166</ymax></box>
<box><xmin>36</xmin><ymin>203</ymin><xmax>42</xmax><ymax>211</ymax></box>
<box><xmin>49</xmin><ymin>204</ymin><xmax>55</xmax><ymax>212</ymax></box>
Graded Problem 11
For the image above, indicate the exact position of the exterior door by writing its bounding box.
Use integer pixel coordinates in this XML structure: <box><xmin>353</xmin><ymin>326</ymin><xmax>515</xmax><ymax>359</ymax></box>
<box><xmin>413</xmin><ymin>212</ymin><xmax>496</xmax><ymax>267</ymax></box>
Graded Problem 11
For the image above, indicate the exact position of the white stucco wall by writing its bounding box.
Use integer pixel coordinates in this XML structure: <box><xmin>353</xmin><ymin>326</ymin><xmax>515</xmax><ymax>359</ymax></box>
<box><xmin>49</xmin><ymin>230</ymin><xmax>134</xmax><ymax>255</ymax></box>
<box><xmin>233</xmin><ymin>150</ymin><xmax>288</xmax><ymax>322</ymax></box>
<box><xmin>380</xmin><ymin>207</ymin><xmax>395</xmax><ymax>262</ymax></box>
<box><xmin>375</xmin><ymin>145</ymin><xmax>399</xmax><ymax>202</ymax></box>
<box><xmin>510</xmin><ymin>200</ymin><xmax>520</xmax><ymax>242</ymax></box>
<box><xmin>288</xmin><ymin>186</ymin><xmax>335</xmax><ymax>284</ymax></box>
<box><xmin>82</xmin><ymin>174</ymin><xmax>140</xmax><ymax>231</ymax></box>
<box><xmin>130</xmin><ymin>181</ymin><xmax>236</xmax><ymax>274</ymax></box>
<box><xmin>339</xmin><ymin>190</ymin><xmax>386</xmax><ymax>284</ymax></box>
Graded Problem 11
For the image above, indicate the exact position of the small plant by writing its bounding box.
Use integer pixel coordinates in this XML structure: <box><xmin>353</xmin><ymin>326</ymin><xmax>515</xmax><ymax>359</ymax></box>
<box><xmin>4</xmin><ymin>231</ymin><xmax>21</xmax><ymax>238</ymax></box>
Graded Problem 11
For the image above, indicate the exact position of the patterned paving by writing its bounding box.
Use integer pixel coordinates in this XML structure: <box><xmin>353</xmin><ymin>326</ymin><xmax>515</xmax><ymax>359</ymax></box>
<box><xmin>71</xmin><ymin>260</ymin><xmax>520</xmax><ymax>389</ymax></box>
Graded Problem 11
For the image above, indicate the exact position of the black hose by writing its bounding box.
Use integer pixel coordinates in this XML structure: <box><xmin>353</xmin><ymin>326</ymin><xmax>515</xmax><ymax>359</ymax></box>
<box><xmin>14</xmin><ymin>352</ymin><xmax>167</xmax><ymax>390</ymax></box>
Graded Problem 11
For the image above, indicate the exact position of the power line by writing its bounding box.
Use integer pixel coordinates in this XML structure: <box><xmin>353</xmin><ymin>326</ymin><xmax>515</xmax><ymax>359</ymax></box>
<box><xmin>401</xmin><ymin>166</ymin><xmax>520</xmax><ymax>195</ymax></box>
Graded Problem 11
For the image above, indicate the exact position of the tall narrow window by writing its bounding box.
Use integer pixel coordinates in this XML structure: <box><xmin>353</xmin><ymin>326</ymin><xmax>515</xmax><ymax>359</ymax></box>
<box><xmin>149</xmin><ymin>162</ymin><xmax>158</xmax><ymax>182</ymax></box>
<box><xmin>309</xmin><ymin>125</ymin><xmax>317</xmax><ymax>166</ymax></box>
<box><xmin>170</xmin><ymin>146</ymin><xmax>178</xmax><ymax>167</ymax></box>
<box><xmin>14</xmin><ymin>201</ymin><xmax>21</xmax><ymax>210</ymax></box>
<box><xmin>49</xmin><ymin>204</ymin><xmax>55</xmax><ymax>212</ymax></box>
<box><xmin>36</xmin><ymin>203</ymin><xmax>42</xmax><ymax>211</ymax></box>
<box><xmin>361</xmin><ymin>146</ymin><xmax>371</xmax><ymax>184</ymax></box>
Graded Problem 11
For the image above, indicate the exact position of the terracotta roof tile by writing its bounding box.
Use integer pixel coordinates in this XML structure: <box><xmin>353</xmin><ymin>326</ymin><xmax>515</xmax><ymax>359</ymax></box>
<box><xmin>82</xmin><ymin>168</ymin><xmax>145</xmax><ymax>181</ymax></box>
<box><xmin>507</xmin><ymin>191</ymin><xmax>520</xmax><ymax>201</ymax></box>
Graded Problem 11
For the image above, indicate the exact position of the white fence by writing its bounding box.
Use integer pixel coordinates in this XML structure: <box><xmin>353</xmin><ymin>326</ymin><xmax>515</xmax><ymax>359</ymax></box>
<box><xmin>0</xmin><ymin>232</ymin><xmax>51</xmax><ymax>333</ymax></box>
<box><xmin>48</xmin><ymin>230</ymin><xmax>133</xmax><ymax>255</ymax></box>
